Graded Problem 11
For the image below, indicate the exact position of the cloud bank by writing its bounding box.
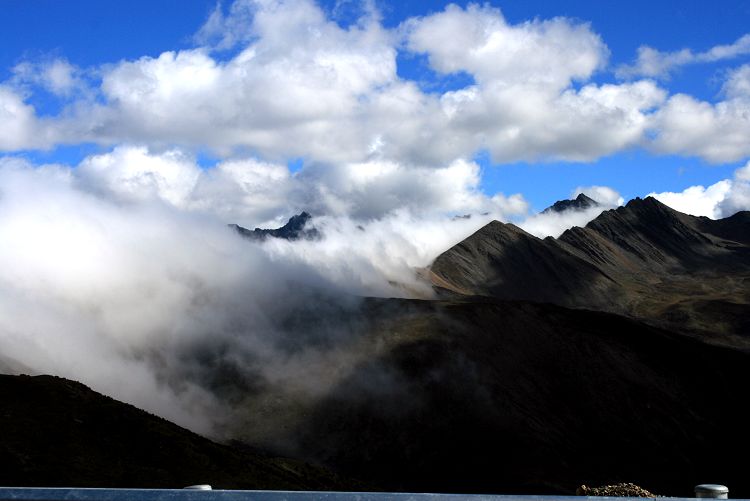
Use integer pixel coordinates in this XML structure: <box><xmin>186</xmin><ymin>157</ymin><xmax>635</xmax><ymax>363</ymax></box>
<box><xmin>0</xmin><ymin>0</ymin><xmax>728</xmax><ymax>164</ymax></box>
<box><xmin>3</xmin><ymin>1</ymin><xmax>750</xmax><ymax>167</ymax></box>
<box><xmin>0</xmin><ymin>149</ymin><xmax>521</xmax><ymax>434</ymax></box>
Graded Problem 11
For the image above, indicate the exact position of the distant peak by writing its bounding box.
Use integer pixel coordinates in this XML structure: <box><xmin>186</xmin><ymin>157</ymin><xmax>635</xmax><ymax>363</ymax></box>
<box><xmin>543</xmin><ymin>193</ymin><xmax>600</xmax><ymax>214</ymax></box>
<box><xmin>231</xmin><ymin>211</ymin><xmax>319</xmax><ymax>241</ymax></box>
<box><xmin>624</xmin><ymin>196</ymin><xmax>676</xmax><ymax>213</ymax></box>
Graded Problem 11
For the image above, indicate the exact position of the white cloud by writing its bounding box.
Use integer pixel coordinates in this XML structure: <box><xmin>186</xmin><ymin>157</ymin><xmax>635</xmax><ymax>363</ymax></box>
<box><xmin>397</xmin><ymin>4</ymin><xmax>667</xmax><ymax>163</ymax></box>
<box><xmin>1</xmin><ymin>0</ymin><xmax>749</xmax><ymax>169</ymax></box>
<box><xmin>650</xmin><ymin>66</ymin><xmax>750</xmax><ymax>163</ymax></box>
<box><xmin>0</xmin><ymin>86</ymin><xmax>50</xmax><ymax>150</ymax></box>
<box><xmin>571</xmin><ymin>185</ymin><xmax>625</xmax><ymax>206</ymax></box>
<box><xmin>295</xmin><ymin>158</ymin><xmax>525</xmax><ymax>219</ymax></box>
<box><xmin>80</xmin><ymin>1</ymin><xmax>398</xmax><ymax>162</ymax></box>
<box><xmin>718</xmin><ymin>162</ymin><xmax>750</xmax><ymax>217</ymax></box>
<box><xmin>190</xmin><ymin>158</ymin><xmax>295</xmax><ymax>224</ymax></box>
<box><xmin>722</xmin><ymin>63</ymin><xmax>750</xmax><ymax>99</ymax></box>
<box><xmin>70</xmin><ymin>146</ymin><xmax>527</xmax><ymax>224</ymax></box>
<box><xmin>406</xmin><ymin>3</ymin><xmax>608</xmax><ymax>89</ymax></box>
<box><xmin>77</xmin><ymin>146</ymin><xmax>201</xmax><ymax>206</ymax></box>
<box><xmin>617</xmin><ymin>33</ymin><xmax>750</xmax><ymax>79</ymax></box>
<box><xmin>0</xmin><ymin>0</ymin><xmax>670</xmax><ymax>166</ymax></box>
<box><xmin>649</xmin><ymin>180</ymin><xmax>732</xmax><ymax>218</ymax></box>
<box><xmin>12</xmin><ymin>58</ymin><xmax>84</xmax><ymax>97</ymax></box>
<box><xmin>648</xmin><ymin>161</ymin><xmax>750</xmax><ymax>218</ymax></box>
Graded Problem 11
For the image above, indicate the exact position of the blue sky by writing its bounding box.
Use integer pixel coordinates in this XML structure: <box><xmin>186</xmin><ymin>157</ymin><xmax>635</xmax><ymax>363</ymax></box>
<box><xmin>2</xmin><ymin>0</ymin><xmax>750</xmax><ymax>215</ymax></box>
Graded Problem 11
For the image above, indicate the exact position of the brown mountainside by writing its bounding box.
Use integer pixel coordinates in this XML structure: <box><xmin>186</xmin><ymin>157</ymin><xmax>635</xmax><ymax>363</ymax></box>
<box><xmin>430</xmin><ymin>197</ymin><xmax>750</xmax><ymax>345</ymax></box>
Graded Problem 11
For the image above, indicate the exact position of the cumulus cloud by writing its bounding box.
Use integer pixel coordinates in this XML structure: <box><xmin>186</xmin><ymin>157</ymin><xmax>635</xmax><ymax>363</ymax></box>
<box><xmin>11</xmin><ymin>58</ymin><xmax>86</xmax><ymax>97</ymax></box>
<box><xmin>650</xmin><ymin>65</ymin><xmax>750</xmax><ymax>163</ymax></box>
<box><xmin>83</xmin><ymin>0</ymin><xmax>398</xmax><ymax>162</ymax></box>
<box><xmin>617</xmin><ymin>33</ymin><xmax>750</xmax><ymax>79</ymax></box>
<box><xmin>68</xmin><ymin>145</ymin><xmax>523</xmax><ymax>224</ymax></box>
<box><xmin>0</xmin><ymin>86</ymin><xmax>53</xmax><ymax>150</ymax></box>
<box><xmin>718</xmin><ymin>162</ymin><xmax>750</xmax><ymax>217</ymax></box>
<box><xmin>77</xmin><ymin>146</ymin><xmax>201</xmax><ymax>206</ymax></box>
<box><xmin>294</xmin><ymin>158</ymin><xmax>524</xmax><ymax>219</ymax></box>
<box><xmin>79</xmin><ymin>0</ymin><xmax>660</xmax><ymax>164</ymax></box>
<box><xmin>399</xmin><ymin>4</ymin><xmax>668</xmax><ymax>163</ymax></box>
<box><xmin>649</xmin><ymin>180</ymin><xmax>732</xmax><ymax>218</ymax></box>
<box><xmin>649</xmin><ymin>161</ymin><xmax>750</xmax><ymax>218</ymax></box>
<box><xmin>4</xmin><ymin>0</ymin><xmax>750</xmax><ymax>168</ymax></box>
<box><xmin>405</xmin><ymin>3</ymin><xmax>608</xmax><ymax>88</ymax></box>
<box><xmin>0</xmin><ymin>0</ymin><xmax>675</xmax><ymax>166</ymax></box>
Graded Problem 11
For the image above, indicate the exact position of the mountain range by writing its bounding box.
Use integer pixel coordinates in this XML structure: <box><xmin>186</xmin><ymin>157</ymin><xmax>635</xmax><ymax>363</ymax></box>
<box><xmin>430</xmin><ymin>197</ymin><xmax>750</xmax><ymax>346</ymax></box>
<box><xmin>223</xmin><ymin>196</ymin><xmax>750</xmax><ymax>496</ymax></box>
<box><xmin>2</xmin><ymin>195</ymin><xmax>749</xmax><ymax>496</ymax></box>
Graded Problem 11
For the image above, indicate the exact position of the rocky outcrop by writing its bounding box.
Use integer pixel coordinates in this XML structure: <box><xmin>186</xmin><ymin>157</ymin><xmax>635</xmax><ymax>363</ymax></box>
<box><xmin>542</xmin><ymin>193</ymin><xmax>599</xmax><ymax>213</ymax></box>
<box><xmin>231</xmin><ymin>212</ymin><xmax>320</xmax><ymax>241</ymax></box>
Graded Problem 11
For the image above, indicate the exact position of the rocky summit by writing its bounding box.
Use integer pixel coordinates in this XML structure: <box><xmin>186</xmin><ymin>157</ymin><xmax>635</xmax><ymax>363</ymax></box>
<box><xmin>542</xmin><ymin>193</ymin><xmax>599</xmax><ymax>213</ymax></box>
<box><xmin>230</xmin><ymin>211</ymin><xmax>320</xmax><ymax>241</ymax></box>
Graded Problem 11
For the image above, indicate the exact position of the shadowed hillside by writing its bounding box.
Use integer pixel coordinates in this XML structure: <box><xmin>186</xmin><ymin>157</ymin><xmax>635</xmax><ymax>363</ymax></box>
<box><xmin>0</xmin><ymin>374</ymin><xmax>356</xmax><ymax>490</ymax></box>
<box><xmin>238</xmin><ymin>297</ymin><xmax>750</xmax><ymax>497</ymax></box>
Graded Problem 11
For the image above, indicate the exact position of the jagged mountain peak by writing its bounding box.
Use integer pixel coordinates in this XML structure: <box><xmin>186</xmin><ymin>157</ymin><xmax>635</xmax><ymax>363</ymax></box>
<box><xmin>476</xmin><ymin>219</ymin><xmax>533</xmax><ymax>237</ymax></box>
<box><xmin>585</xmin><ymin>196</ymin><xmax>687</xmax><ymax>231</ymax></box>
<box><xmin>625</xmin><ymin>195</ymin><xmax>675</xmax><ymax>213</ymax></box>
<box><xmin>542</xmin><ymin>192</ymin><xmax>599</xmax><ymax>214</ymax></box>
<box><xmin>231</xmin><ymin>211</ymin><xmax>319</xmax><ymax>241</ymax></box>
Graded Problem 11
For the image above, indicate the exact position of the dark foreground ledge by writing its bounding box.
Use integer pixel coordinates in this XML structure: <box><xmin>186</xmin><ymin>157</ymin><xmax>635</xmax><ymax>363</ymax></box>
<box><xmin>0</xmin><ymin>488</ymin><xmax>711</xmax><ymax>501</ymax></box>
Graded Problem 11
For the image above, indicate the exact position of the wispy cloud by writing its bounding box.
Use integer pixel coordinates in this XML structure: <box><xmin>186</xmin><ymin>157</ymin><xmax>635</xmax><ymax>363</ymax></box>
<box><xmin>616</xmin><ymin>33</ymin><xmax>750</xmax><ymax>80</ymax></box>
<box><xmin>11</xmin><ymin>58</ymin><xmax>87</xmax><ymax>97</ymax></box>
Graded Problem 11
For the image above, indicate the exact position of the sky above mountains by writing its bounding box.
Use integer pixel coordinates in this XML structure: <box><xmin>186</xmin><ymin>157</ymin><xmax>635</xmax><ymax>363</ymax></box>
<box><xmin>2</xmin><ymin>0</ymin><xmax>750</xmax><ymax>220</ymax></box>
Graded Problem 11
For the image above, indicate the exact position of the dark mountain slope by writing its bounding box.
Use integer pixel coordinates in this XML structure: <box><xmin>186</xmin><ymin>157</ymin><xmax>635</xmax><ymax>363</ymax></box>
<box><xmin>693</xmin><ymin>210</ymin><xmax>750</xmax><ymax>246</ymax></box>
<box><xmin>568</xmin><ymin>197</ymin><xmax>739</xmax><ymax>272</ymax></box>
<box><xmin>430</xmin><ymin>197</ymin><xmax>750</xmax><ymax>342</ymax></box>
<box><xmin>429</xmin><ymin>221</ymin><xmax>619</xmax><ymax>308</ymax></box>
<box><xmin>0</xmin><ymin>374</ymin><xmax>353</xmax><ymax>490</ymax></box>
<box><xmin>273</xmin><ymin>298</ymin><xmax>750</xmax><ymax>497</ymax></box>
